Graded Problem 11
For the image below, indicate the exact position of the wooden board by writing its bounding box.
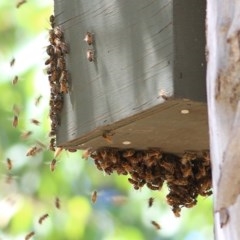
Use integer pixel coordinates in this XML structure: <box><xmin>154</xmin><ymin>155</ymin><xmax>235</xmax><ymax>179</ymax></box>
<box><xmin>53</xmin><ymin>0</ymin><xmax>207</xmax><ymax>154</ymax></box>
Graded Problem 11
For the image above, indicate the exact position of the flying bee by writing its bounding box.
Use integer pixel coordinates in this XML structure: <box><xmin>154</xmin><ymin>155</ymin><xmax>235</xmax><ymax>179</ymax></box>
<box><xmin>55</xmin><ymin>197</ymin><xmax>60</xmax><ymax>209</ymax></box>
<box><xmin>12</xmin><ymin>75</ymin><xmax>18</xmax><ymax>85</ymax></box>
<box><xmin>38</xmin><ymin>213</ymin><xmax>49</xmax><ymax>224</ymax></box>
<box><xmin>6</xmin><ymin>158</ymin><xmax>12</xmax><ymax>170</ymax></box>
<box><xmin>50</xmin><ymin>158</ymin><xmax>57</xmax><ymax>172</ymax></box>
<box><xmin>91</xmin><ymin>190</ymin><xmax>98</xmax><ymax>203</ymax></box>
<box><xmin>16</xmin><ymin>0</ymin><xmax>27</xmax><ymax>9</ymax></box>
<box><xmin>21</xmin><ymin>130</ymin><xmax>32</xmax><ymax>139</ymax></box>
<box><xmin>26</xmin><ymin>146</ymin><xmax>38</xmax><ymax>156</ymax></box>
<box><xmin>151</xmin><ymin>220</ymin><xmax>161</xmax><ymax>230</ymax></box>
<box><xmin>31</xmin><ymin>118</ymin><xmax>40</xmax><ymax>125</ymax></box>
<box><xmin>10</xmin><ymin>58</ymin><xmax>15</xmax><ymax>67</ymax></box>
<box><xmin>35</xmin><ymin>95</ymin><xmax>42</xmax><ymax>106</ymax></box>
<box><xmin>86</xmin><ymin>49</ymin><xmax>95</xmax><ymax>62</ymax></box>
<box><xmin>12</xmin><ymin>115</ymin><xmax>18</xmax><ymax>128</ymax></box>
<box><xmin>84</xmin><ymin>32</ymin><xmax>94</xmax><ymax>45</ymax></box>
<box><xmin>25</xmin><ymin>231</ymin><xmax>35</xmax><ymax>240</ymax></box>
<box><xmin>148</xmin><ymin>197</ymin><xmax>154</xmax><ymax>208</ymax></box>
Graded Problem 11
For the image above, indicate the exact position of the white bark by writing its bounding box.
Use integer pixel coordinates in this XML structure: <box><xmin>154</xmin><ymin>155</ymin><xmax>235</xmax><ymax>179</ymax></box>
<box><xmin>207</xmin><ymin>1</ymin><xmax>240</xmax><ymax>239</ymax></box>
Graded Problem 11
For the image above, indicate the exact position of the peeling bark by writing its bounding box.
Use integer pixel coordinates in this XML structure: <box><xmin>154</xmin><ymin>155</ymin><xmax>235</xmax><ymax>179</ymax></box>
<box><xmin>207</xmin><ymin>1</ymin><xmax>240</xmax><ymax>239</ymax></box>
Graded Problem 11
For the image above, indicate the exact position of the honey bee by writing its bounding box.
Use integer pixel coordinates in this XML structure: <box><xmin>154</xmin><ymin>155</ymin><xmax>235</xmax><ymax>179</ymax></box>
<box><xmin>50</xmin><ymin>158</ymin><xmax>57</xmax><ymax>172</ymax></box>
<box><xmin>148</xmin><ymin>197</ymin><xmax>154</xmax><ymax>207</ymax></box>
<box><xmin>122</xmin><ymin>149</ymin><xmax>135</xmax><ymax>158</ymax></box>
<box><xmin>10</xmin><ymin>58</ymin><xmax>15</xmax><ymax>67</ymax></box>
<box><xmin>38</xmin><ymin>213</ymin><xmax>49</xmax><ymax>224</ymax></box>
<box><xmin>55</xmin><ymin>197</ymin><xmax>60</xmax><ymax>209</ymax></box>
<box><xmin>49</xmin><ymin>15</ymin><xmax>55</xmax><ymax>28</ymax></box>
<box><xmin>12</xmin><ymin>115</ymin><xmax>18</xmax><ymax>128</ymax></box>
<box><xmin>25</xmin><ymin>231</ymin><xmax>35</xmax><ymax>240</ymax></box>
<box><xmin>21</xmin><ymin>130</ymin><xmax>32</xmax><ymax>139</ymax></box>
<box><xmin>31</xmin><ymin>118</ymin><xmax>40</xmax><ymax>125</ymax></box>
<box><xmin>16</xmin><ymin>0</ymin><xmax>27</xmax><ymax>9</ymax></box>
<box><xmin>181</xmin><ymin>151</ymin><xmax>197</xmax><ymax>164</ymax></box>
<box><xmin>49</xmin><ymin>138</ymin><xmax>56</xmax><ymax>151</ymax></box>
<box><xmin>6</xmin><ymin>158</ymin><xmax>12</xmax><ymax>170</ymax></box>
<box><xmin>60</xmin><ymin>79</ymin><xmax>68</xmax><ymax>93</ymax></box>
<box><xmin>91</xmin><ymin>190</ymin><xmax>98</xmax><ymax>203</ymax></box>
<box><xmin>82</xmin><ymin>148</ymin><xmax>91</xmax><ymax>160</ymax></box>
<box><xmin>146</xmin><ymin>183</ymin><xmax>159</xmax><ymax>191</ymax></box>
<box><xmin>172</xmin><ymin>206</ymin><xmax>181</xmax><ymax>217</ymax></box>
<box><xmin>102</xmin><ymin>130</ymin><xmax>114</xmax><ymax>143</ymax></box>
<box><xmin>35</xmin><ymin>95</ymin><xmax>42</xmax><ymax>106</ymax></box>
<box><xmin>84</xmin><ymin>32</ymin><xmax>94</xmax><ymax>45</ymax></box>
<box><xmin>54</xmin><ymin>27</ymin><xmax>64</xmax><ymax>39</ymax></box>
<box><xmin>86</xmin><ymin>49</ymin><xmax>95</xmax><ymax>62</ymax></box>
<box><xmin>12</xmin><ymin>76</ymin><xmax>18</xmax><ymax>85</ymax></box>
<box><xmin>151</xmin><ymin>220</ymin><xmax>161</xmax><ymax>230</ymax></box>
<box><xmin>26</xmin><ymin>146</ymin><xmax>38</xmax><ymax>156</ymax></box>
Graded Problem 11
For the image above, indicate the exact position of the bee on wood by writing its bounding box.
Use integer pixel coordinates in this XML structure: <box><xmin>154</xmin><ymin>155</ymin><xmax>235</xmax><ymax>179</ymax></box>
<box><xmin>84</xmin><ymin>32</ymin><xmax>94</xmax><ymax>45</ymax></box>
<box><xmin>12</xmin><ymin>115</ymin><xmax>18</xmax><ymax>128</ymax></box>
<box><xmin>91</xmin><ymin>190</ymin><xmax>98</xmax><ymax>203</ymax></box>
<box><xmin>6</xmin><ymin>158</ymin><xmax>12</xmax><ymax>170</ymax></box>
<box><xmin>151</xmin><ymin>220</ymin><xmax>161</xmax><ymax>230</ymax></box>
<box><xmin>50</xmin><ymin>158</ymin><xmax>57</xmax><ymax>172</ymax></box>
<box><xmin>49</xmin><ymin>138</ymin><xmax>56</xmax><ymax>151</ymax></box>
<box><xmin>38</xmin><ymin>213</ymin><xmax>49</xmax><ymax>224</ymax></box>
<box><xmin>35</xmin><ymin>95</ymin><xmax>42</xmax><ymax>106</ymax></box>
<box><xmin>60</xmin><ymin>79</ymin><xmax>68</xmax><ymax>94</ymax></box>
<box><xmin>181</xmin><ymin>151</ymin><xmax>197</xmax><ymax>165</ymax></box>
<box><xmin>12</xmin><ymin>75</ymin><xmax>18</xmax><ymax>85</ymax></box>
<box><xmin>25</xmin><ymin>231</ymin><xmax>35</xmax><ymax>240</ymax></box>
<box><xmin>21</xmin><ymin>130</ymin><xmax>32</xmax><ymax>139</ymax></box>
<box><xmin>146</xmin><ymin>183</ymin><xmax>159</xmax><ymax>191</ymax></box>
<box><xmin>49</xmin><ymin>15</ymin><xmax>55</xmax><ymax>28</ymax></box>
<box><xmin>55</xmin><ymin>197</ymin><xmax>60</xmax><ymax>209</ymax></box>
<box><xmin>16</xmin><ymin>0</ymin><xmax>27</xmax><ymax>9</ymax></box>
<box><xmin>122</xmin><ymin>149</ymin><xmax>135</xmax><ymax>158</ymax></box>
<box><xmin>31</xmin><ymin>118</ymin><xmax>40</xmax><ymax>125</ymax></box>
<box><xmin>102</xmin><ymin>130</ymin><xmax>114</xmax><ymax>143</ymax></box>
<box><xmin>86</xmin><ymin>49</ymin><xmax>95</xmax><ymax>62</ymax></box>
<box><xmin>10</xmin><ymin>58</ymin><xmax>15</xmax><ymax>67</ymax></box>
<box><xmin>82</xmin><ymin>148</ymin><xmax>91</xmax><ymax>160</ymax></box>
<box><xmin>148</xmin><ymin>197</ymin><xmax>154</xmax><ymax>208</ymax></box>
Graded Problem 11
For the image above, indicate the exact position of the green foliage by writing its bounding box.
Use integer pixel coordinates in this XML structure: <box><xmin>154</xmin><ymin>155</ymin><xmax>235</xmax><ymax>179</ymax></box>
<box><xmin>0</xmin><ymin>1</ymin><xmax>213</xmax><ymax>239</ymax></box>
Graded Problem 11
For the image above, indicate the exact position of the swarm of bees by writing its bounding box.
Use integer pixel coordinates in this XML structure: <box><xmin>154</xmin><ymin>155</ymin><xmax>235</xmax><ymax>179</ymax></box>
<box><xmin>90</xmin><ymin>148</ymin><xmax>212</xmax><ymax>217</ymax></box>
<box><xmin>46</xmin><ymin>14</ymin><xmax>70</xmax><ymax>151</ymax></box>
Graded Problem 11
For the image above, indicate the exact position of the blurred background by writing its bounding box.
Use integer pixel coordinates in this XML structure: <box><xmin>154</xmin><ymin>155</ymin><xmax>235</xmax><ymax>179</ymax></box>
<box><xmin>0</xmin><ymin>1</ymin><xmax>213</xmax><ymax>239</ymax></box>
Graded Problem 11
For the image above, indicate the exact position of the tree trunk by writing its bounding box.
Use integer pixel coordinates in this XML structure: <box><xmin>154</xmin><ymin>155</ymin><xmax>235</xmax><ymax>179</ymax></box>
<box><xmin>207</xmin><ymin>1</ymin><xmax>240</xmax><ymax>239</ymax></box>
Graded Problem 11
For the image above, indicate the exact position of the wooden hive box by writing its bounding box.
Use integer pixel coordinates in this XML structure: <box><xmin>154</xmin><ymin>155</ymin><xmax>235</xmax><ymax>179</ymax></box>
<box><xmin>54</xmin><ymin>0</ymin><xmax>208</xmax><ymax>155</ymax></box>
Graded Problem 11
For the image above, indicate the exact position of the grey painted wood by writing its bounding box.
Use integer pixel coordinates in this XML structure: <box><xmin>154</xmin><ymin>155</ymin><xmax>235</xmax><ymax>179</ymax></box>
<box><xmin>54</xmin><ymin>0</ymin><xmax>207</xmax><ymax>154</ymax></box>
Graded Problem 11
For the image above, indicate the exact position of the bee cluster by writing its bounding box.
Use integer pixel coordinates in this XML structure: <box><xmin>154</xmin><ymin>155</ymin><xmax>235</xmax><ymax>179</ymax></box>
<box><xmin>46</xmin><ymin>15</ymin><xmax>70</xmax><ymax>151</ymax></box>
<box><xmin>91</xmin><ymin>148</ymin><xmax>212</xmax><ymax>216</ymax></box>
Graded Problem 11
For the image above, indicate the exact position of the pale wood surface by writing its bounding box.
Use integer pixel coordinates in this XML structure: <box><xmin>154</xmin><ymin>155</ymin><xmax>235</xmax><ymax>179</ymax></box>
<box><xmin>207</xmin><ymin>1</ymin><xmax>240</xmax><ymax>239</ymax></box>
